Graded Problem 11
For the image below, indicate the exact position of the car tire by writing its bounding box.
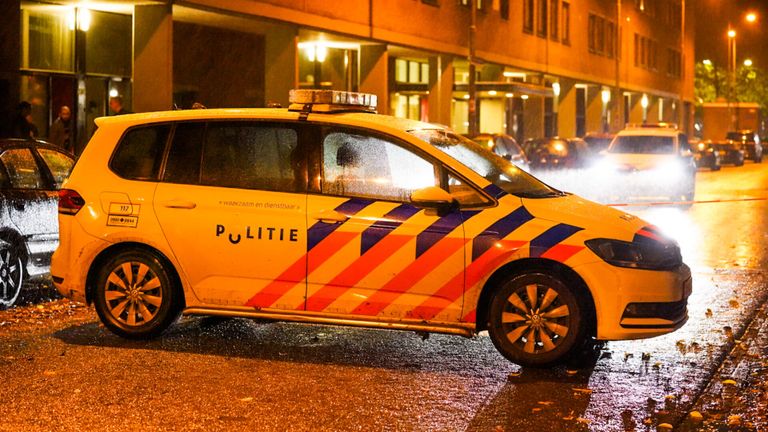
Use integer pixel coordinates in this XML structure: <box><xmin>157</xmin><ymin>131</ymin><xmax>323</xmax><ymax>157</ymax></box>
<box><xmin>711</xmin><ymin>162</ymin><xmax>721</xmax><ymax>171</ymax></box>
<box><xmin>487</xmin><ymin>271</ymin><xmax>587</xmax><ymax>367</ymax></box>
<box><xmin>94</xmin><ymin>249</ymin><xmax>182</xmax><ymax>339</ymax></box>
<box><xmin>736</xmin><ymin>156</ymin><xmax>744</xmax><ymax>167</ymax></box>
<box><xmin>0</xmin><ymin>239</ymin><xmax>25</xmax><ymax>310</ymax></box>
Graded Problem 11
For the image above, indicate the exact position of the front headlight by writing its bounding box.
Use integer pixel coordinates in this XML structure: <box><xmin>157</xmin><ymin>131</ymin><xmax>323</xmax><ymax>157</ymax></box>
<box><xmin>585</xmin><ymin>238</ymin><xmax>682</xmax><ymax>270</ymax></box>
<box><xmin>652</xmin><ymin>159</ymin><xmax>684</xmax><ymax>179</ymax></box>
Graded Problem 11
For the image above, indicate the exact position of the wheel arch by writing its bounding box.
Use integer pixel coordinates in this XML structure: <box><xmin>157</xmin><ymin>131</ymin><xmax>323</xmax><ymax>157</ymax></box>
<box><xmin>474</xmin><ymin>258</ymin><xmax>597</xmax><ymax>338</ymax></box>
<box><xmin>85</xmin><ymin>241</ymin><xmax>185</xmax><ymax>308</ymax></box>
<box><xmin>0</xmin><ymin>227</ymin><xmax>29</xmax><ymax>266</ymax></box>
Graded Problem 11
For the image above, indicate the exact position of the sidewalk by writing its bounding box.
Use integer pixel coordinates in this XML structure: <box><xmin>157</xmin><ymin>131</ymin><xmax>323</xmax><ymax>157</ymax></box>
<box><xmin>679</xmin><ymin>301</ymin><xmax>768</xmax><ymax>431</ymax></box>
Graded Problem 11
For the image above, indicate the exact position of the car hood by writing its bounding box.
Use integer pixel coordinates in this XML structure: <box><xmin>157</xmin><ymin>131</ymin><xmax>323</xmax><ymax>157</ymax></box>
<box><xmin>602</xmin><ymin>153</ymin><xmax>678</xmax><ymax>171</ymax></box>
<box><xmin>521</xmin><ymin>193</ymin><xmax>647</xmax><ymax>242</ymax></box>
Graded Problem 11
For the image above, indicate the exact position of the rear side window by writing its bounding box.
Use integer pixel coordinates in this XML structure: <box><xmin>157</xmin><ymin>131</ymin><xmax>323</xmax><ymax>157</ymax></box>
<box><xmin>110</xmin><ymin>125</ymin><xmax>170</xmax><ymax>180</ymax></box>
<box><xmin>164</xmin><ymin>122</ymin><xmax>205</xmax><ymax>185</ymax></box>
<box><xmin>38</xmin><ymin>148</ymin><xmax>75</xmax><ymax>189</ymax></box>
<box><xmin>1</xmin><ymin>148</ymin><xmax>44</xmax><ymax>189</ymax></box>
<box><xmin>200</xmin><ymin>122</ymin><xmax>299</xmax><ymax>192</ymax></box>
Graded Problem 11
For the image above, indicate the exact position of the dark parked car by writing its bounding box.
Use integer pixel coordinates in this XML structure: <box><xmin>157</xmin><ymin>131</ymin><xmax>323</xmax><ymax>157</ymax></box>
<box><xmin>582</xmin><ymin>132</ymin><xmax>615</xmax><ymax>153</ymax></box>
<box><xmin>522</xmin><ymin>137</ymin><xmax>593</xmax><ymax>170</ymax></box>
<box><xmin>726</xmin><ymin>130</ymin><xmax>762</xmax><ymax>162</ymax></box>
<box><xmin>0</xmin><ymin>139</ymin><xmax>74</xmax><ymax>308</ymax></box>
<box><xmin>709</xmin><ymin>139</ymin><xmax>745</xmax><ymax>166</ymax></box>
<box><xmin>469</xmin><ymin>133</ymin><xmax>530</xmax><ymax>172</ymax></box>
<box><xmin>693</xmin><ymin>139</ymin><xmax>721</xmax><ymax>171</ymax></box>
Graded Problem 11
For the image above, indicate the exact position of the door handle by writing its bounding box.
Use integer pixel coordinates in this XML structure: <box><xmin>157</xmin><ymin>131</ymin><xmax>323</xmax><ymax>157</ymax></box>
<box><xmin>311</xmin><ymin>209</ymin><xmax>349</xmax><ymax>224</ymax></box>
<box><xmin>161</xmin><ymin>200</ymin><xmax>197</xmax><ymax>209</ymax></box>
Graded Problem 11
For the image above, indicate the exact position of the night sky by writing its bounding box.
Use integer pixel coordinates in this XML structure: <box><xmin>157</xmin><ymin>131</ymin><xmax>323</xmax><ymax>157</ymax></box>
<box><xmin>695</xmin><ymin>0</ymin><xmax>768</xmax><ymax>69</ymax></box>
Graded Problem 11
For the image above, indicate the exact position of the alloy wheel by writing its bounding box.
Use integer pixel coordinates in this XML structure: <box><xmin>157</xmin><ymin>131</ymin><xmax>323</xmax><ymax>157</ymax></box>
<box><xmin>0</xmin><ymin>247</ymin><xmax>23</xmax><ymax>308</ymax></box>
<box><xmin>500</xmin><ymin>283</ymin><xmax>571</xmax><ymax>354</ymax></box>
<box><xmin>103</xmin><ymin>261</ymin><xmax>164</xmax><ymax>327</ymax></box>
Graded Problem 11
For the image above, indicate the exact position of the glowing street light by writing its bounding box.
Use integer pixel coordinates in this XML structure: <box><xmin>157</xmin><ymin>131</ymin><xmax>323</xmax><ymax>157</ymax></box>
<box><xmin>746</xmin><ymin>12</ymin><xmax>757</xmax><ymax>23</ymax></box>
<box><xmin>744</xmin><ymin>58</ymin><xmax>753</xmax><ymax>67</ymax></box>
<box><xmin>727</xmin><ymin>29</ymin><xmax>736</xmax><ymax>38</ymax></box>
<box><xmin>702</xmin><ymin>59</ymin><xmax>712</xmax><ymax>66</ymax></box>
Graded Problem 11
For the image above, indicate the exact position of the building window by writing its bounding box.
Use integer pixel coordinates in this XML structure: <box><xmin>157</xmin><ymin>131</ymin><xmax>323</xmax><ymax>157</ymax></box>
<box><xmin>634</xmin><ymin>34</ymin><xmax>658</xmax><ymax>71</ymax></box>
<box><xmin>20</xmin><ymin>5</ymin><xmax>75</xmax><ymax>72</ymax></box>
<box><xmin>606</xmin><ymin>21</ymin><xmax>615</xmax><ymax>58</ymax></box>
<box><xmin>395</xmin><ymin>59</ymin><xmax>428</xmax><ymax>84</ymax></box>
<box><xmin>561</xmin><ymin>2</ymin><xmax>570</xmax><ymax>44</ymax></box>
<box><xmin>500</xmin><ymin>0</ymin><xmax>509</xmax><ymax>20</ymax></box>
<box><xmin>549</xmin><ymin>0</ymin><xmax>559</xmax><ymax>40</ymax></box>
<box><xmin>537</xmin><ymin>0</ymin><xmax>548</xmax><ymax>37</ymax></box>
<box><xmin>459</xmin><ymin>0</ymin><xmax>483</xmax><ymax>9</ymax></box>
<box><xmin>523</xmin><ymin>0</ymin><xmax>535</xmax><ymax>34</ymax></box>
<box><xmin>667</xmin><ymin>48</ymin><xmax>682</xmax><ymax>78</ymax></box>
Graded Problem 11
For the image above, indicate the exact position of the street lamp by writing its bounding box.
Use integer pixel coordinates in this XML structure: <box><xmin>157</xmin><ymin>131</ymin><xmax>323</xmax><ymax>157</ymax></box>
<box><xmin>601</xmin><ymin>88</ymin><xmax>611</xmax><ymax>132</ymax></box>
<box><xmin>744</xmin><ymin>58</ymin><xmax>753</xmax><ymax>67</ymax></box>
<box><xmin>640</xmin><ymin>93</ymin><xmax>649</xmax><ymax>123</ymax></box>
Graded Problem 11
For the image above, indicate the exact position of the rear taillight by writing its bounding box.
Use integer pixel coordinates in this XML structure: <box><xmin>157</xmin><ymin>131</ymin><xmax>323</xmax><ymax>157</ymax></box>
<box><xmin>59</xmin><ymin>189</ymin><xmax>85</xmax><ymax>215</ymax></box>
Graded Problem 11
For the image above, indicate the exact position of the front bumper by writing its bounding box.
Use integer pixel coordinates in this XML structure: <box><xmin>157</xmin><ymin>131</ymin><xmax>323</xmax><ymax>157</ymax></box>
<box><xmin>573</xmin><ymin>260</ymin><xmax>692</xmax><ymax>340</ymax></box>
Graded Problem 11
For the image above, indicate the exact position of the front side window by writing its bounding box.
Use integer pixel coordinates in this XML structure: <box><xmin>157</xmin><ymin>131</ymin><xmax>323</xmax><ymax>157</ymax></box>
<box><xmin>410</xmin><ymin>129</ymin><xmax>559</xmax><ymax>198</ymax></box>
<box><xmin>38</xmin><ymin>148</ymin><xmax>74</xmax><ymax>189</ymax></box>
<box><xmin>1</xmin><ymin>148</ymin><xmax>44</xmax><ymax>189</ymax></box>
<box><xmin>110</xmin><ymin>125</ymin><xmax>171</xmax><ymax>180</ymax></box>
<box><xmin>322</xmin><ymin>131</ymin><xmax>436</xmax><ymax>202</ymax></box>
<box><xmin>200</xmin><ymin>123</ymin><xmax>300</xmax><ymax>192</ymax></box>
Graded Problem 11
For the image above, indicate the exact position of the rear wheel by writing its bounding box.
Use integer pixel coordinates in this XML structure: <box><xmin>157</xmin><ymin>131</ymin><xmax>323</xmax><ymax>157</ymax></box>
<box><xmin>94</xmin><ymin>249</ymin><xmax>182</xmax><ymax>339</ymax></box>
<box><xmin>487</xmin><ymin>272</ymin><xmax>587</xmax><ymax>367</ymax></box>
<box><xmin>0</xmin><ymin>241</ymin><xmax>25</xmax><ymax>310</ymax></box>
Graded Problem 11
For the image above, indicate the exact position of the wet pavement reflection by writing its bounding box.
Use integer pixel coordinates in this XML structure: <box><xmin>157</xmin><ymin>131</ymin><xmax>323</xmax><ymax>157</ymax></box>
<box><xmin>0</xmin><ymin>164</ymin><xmax>766</xmax><ymax>431</ymax></box>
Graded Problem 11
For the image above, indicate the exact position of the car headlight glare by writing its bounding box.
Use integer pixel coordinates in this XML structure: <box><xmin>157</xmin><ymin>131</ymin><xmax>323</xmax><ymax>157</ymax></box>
<box><xmin>585</xmin><ymin>238</ymin><xmax>682</xmax><ymax>270</ymax></box>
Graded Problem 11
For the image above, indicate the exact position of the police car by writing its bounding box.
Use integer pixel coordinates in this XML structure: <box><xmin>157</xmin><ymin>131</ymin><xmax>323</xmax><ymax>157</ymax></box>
<box><xmin>594</xmin><ymin>124</ymin><xmax>697</xmax><ymax>202</ymax></box>
<box><xmin>51</xmin><ymin>90</ymin><xmax>691</xmax><ymax>367</ymax></box>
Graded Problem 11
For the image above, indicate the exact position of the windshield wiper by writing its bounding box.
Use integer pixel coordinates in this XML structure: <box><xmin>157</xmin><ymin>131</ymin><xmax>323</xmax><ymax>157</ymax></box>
<box><xmin>515</xmin><ymin>190</ymin><xmax>565</xmax><ymax>198</ymax></box>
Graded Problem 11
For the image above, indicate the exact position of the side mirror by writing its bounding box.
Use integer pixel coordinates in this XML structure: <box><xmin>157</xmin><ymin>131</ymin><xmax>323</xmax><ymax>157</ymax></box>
<box><xmin>410</xmin><ymin>186</ymin><xmax>457</xmax><ymax>215</ymax></box>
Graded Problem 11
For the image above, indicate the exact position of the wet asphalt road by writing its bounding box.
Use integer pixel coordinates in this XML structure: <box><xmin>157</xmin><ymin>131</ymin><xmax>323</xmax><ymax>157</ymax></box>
<box><xmin>1</xmin><ymin>162</ymin><xmax>767</xmax><ymax>432</ymax></box>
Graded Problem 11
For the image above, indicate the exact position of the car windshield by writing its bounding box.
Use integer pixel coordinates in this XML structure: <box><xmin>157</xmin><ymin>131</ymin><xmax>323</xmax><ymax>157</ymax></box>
<box><xmin>608</xmin><ymin>135</ymin><xmax>675</xmax><ymax>154</ymax></box>
<box><xmin>408</xmin><ymin>129</ymin><xmax>560</xmax><ymax>198</ymax></box>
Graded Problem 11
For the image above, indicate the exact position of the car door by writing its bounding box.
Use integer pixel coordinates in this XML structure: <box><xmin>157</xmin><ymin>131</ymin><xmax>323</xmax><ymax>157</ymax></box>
<box><xmin>297</xmin><ymin>127</ymin><xmax>475</xmax><ymax>322</ymax></box>
<box><xmin>0</xmin><ymin>147</ymin><xmax>59</xmax><ymax>261</ymax></box>
<box><xmin>153</xmin><ymin>121</ymin><xmax>309</xmax><ymax>309</ymax></box>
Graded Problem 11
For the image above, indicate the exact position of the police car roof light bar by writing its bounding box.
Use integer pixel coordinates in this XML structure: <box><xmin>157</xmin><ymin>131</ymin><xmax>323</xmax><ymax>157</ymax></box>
<box><xmin>288</xmin><ymin>89</ymin><xmax>378</xmax><ymax>114</ymax></box>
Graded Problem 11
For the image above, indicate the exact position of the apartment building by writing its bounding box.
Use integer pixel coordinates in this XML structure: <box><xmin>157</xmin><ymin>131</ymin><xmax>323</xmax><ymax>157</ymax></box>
<box><xmin>0</xmin><ymin>0</ymin><xmax>694</xmax><ymax>152</ymax></box>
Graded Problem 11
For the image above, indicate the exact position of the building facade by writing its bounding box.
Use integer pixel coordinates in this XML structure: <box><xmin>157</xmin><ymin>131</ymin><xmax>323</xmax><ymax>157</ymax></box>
<box><xmin>0</xmin><ymin>0</ymin><xmax>694</xmax><ymax>152</ymax></box>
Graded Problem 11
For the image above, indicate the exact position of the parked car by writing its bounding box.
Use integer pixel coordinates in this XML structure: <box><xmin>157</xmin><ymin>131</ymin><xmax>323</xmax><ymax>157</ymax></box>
<box><xmin>726</xmin><ymin>130</ymin><xmax>763</xmax><ymax>162</ymax></box>
<box><xmin>469</xmin><ymin>133</ymin><xmax>530</xmax><ymax>172</ymax></box>
<box><xmin>692</xmin><ymin>139</ymin><xmax>721</xmax><ymax>171</ymax></box>
<box><xmin>582</xmin><ymin>132</ymin><xmax>615</xmax><ymax>153</ymax></box>
<box><xmin>0</xmin><ymin>139</ymin><xmax>75</xmax><ymax>308</ymax></box>
<box><xmin>594</xmin><ymin>124</ymin><xmax>696</xmax><ymax>202</ymax></box>
<box><xmin>523</xmin><ymin>137</ymin><xmax>593</xmax><ymax>170</ymax></box>
<box><xmin>52</xmin><ymin>89</ymin><xmax>691</xmax><ymax>367</ymax></box>
<box><xmin>708</xmin><ymin>139</ymin><xmax>745</xmax><ymax>166</ymax></box>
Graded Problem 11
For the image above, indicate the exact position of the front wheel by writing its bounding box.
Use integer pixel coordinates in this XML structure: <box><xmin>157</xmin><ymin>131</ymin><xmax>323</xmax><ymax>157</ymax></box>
<box><xmin>94</xmin><ymin>249</ymin><xmax>182</xmax><ymax>339</ymax></box>
<box><xmin>0</xmin><ymin>241</ymin><xmax>25</xmax><ymax>310</ymax></box>
<box><xmin>487</xmin><ymin>272</ymin><xmax>587</xmax><ymax>367</ymax></box>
